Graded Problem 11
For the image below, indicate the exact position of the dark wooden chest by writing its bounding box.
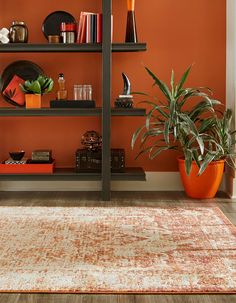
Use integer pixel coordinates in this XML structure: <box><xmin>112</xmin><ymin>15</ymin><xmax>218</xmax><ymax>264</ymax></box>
<box><xmin>76</xmin><ymin>149</ymin><xmax>125</xmax><ymax>172</ymax></box>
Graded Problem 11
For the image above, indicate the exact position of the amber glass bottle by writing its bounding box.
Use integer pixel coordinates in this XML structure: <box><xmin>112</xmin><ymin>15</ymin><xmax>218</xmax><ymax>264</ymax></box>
<box><xmin>125</xmin><ymin>0</ymin><xmax>138</xmax><ymax>43</ymax></box>
<box><xmin>57</xmin><ymin>73</ymin><xmax>67</xmax><ymax>100</ymax></box>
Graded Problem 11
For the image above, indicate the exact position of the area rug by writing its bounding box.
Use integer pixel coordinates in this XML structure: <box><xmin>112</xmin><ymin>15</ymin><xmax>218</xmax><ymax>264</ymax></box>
<box><xmin>0</xmin><ymin>207</ymin><xmax>235</xmax><ymax>293</ymax></box>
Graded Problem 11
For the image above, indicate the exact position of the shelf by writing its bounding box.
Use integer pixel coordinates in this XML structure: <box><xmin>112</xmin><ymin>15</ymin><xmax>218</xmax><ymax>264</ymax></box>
<box><xmin>0</xmin><ymin>43</ymin><xmax>147</xmax><ymax>53</ymax></box>
<box><xmin>112</xmin><ymin>167</ymin><xmax>146</xmax><ymax>181</ymax></box>
<box><xmin>112</xmin><ymin>43</ymin><xmax>147</xmax><ymax>52</ymax></box>
<box><xmin>111</xmin><ymin>108</ymin><xmax>146</xmax><ymax>116</ymax></box>
<box><xmin>0</xmin><ymin>167</ymin><xmax>146</xmax><ymax>181</ymax></box>
<box><xmin>0</xmin><ymin>108</ymin><xmax>101</xmax><ymax>117</ymax></box>
<box><xmin>0</xmin><ymin>168</ymin><xmax>101</xmax><ymax>181</ymax></box>
<box><xmin>0</xmin><ymin>107</ymin><xmax>146</xmax><ymax>117</ymax></box>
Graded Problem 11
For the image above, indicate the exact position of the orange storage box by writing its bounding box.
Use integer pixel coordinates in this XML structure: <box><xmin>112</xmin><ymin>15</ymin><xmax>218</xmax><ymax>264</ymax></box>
<box><xmin>0</xmin><ymin>160</ymin><xmax>55</xmax><ymax>174</ymax></box>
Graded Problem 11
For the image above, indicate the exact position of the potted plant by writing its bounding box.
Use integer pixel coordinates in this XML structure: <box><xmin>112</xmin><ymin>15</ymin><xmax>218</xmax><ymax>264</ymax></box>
<box><xmin>132</xmin><ymin>66</ymin><xmax>236</xmax><ymax>199</ymax></box>
<box><xmin>20</xmin><ymin>75</ymin><xmax>54</xmax><ymax>108</ymax></box>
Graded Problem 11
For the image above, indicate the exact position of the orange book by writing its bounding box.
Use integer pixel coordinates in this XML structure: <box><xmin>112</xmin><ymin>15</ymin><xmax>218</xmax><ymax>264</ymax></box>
<box><xmin>80</xmin><ymin>14</ymin><xmax>87</xmax><ymax>43</ymax></box>
<box><xmin>79</xmin><ymin>12</ymin><xmax>94</xmax><ymax>43</ymax></box>
<box><xmin>86</xmin><ymin>14</ymin><xmax>92</xmax><ymax>43</ymax></box>
<box><xmin>76</xmin><ymin>12</ymin><xmax>84</xmax><ymax>43</ymax></box>
<box><xmin>78</xmin><ymin>12</ymin><xmax>89</xmax><ymax>43</ymax></box>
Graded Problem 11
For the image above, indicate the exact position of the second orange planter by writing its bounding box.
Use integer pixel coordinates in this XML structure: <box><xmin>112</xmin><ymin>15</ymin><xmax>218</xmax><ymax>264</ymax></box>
<box><xmin>178</xmin><ymin>157</ymin><xmax>225</xmax><ymax>199</ymax></box>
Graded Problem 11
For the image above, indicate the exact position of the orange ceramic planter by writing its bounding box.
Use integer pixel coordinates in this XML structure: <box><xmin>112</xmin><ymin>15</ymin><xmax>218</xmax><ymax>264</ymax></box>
<box><xmin>178</xmin><ymin>157</ymin><xmax>225</xmax><ymax>199</ymax></box>
<box><xmin>25</xmin><ymin>94</ymin><xmax>41</xmax><ymax>108</ymax></box>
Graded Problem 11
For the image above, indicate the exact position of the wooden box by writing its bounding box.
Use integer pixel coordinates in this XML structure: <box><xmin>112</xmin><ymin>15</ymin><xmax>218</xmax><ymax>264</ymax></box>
<box><xmin>0</xmin><ymin>160</ymin><xmax>55</xmax><ymax>174</ymax></box>
<box><xmin>76</xmin><ymin>149</ymin><xmax>125</xmax><ymax>173</ymax></box>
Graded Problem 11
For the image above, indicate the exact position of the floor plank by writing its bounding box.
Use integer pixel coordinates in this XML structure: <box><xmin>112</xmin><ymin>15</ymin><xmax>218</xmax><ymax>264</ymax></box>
<box><xmin>0</xmin><ymin>294</ymin><xmax>19</xmax><ymax>303</ymax></box>
<box><xmin>82</xmin><ymin>295</ymin><xmax>117</xmax><ymax>303</ymax></box>
<box><xmin>17</xmin><ymin>293</ymin><xmax>84</xmax><ymax>303</ymax></box>
<box><xmin>223</xmin><ymin>212</ymin><xmax>236</xmax><ymax>225</ymax></box>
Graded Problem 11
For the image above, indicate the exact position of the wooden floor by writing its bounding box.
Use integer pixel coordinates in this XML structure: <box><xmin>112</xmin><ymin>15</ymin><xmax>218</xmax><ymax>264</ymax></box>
<box><xmin>0</xmin><ymin>191</ymin><xmax>235</xmax><ymax>303</ymax></box>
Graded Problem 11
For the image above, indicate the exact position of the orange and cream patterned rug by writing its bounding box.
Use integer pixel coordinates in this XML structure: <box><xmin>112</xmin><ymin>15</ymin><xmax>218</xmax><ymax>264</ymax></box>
<box><xmin>0</xmin><ymin>206</ymin><xmax>235</xmax><ymax>293</ymax></box>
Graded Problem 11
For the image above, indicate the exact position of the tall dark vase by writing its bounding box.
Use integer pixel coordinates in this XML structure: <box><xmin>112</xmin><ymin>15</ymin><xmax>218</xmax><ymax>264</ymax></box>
<box><xmin>125</xmin><ymin>0</ymin><xmax>138</xmax><ymax>43</ymax></box>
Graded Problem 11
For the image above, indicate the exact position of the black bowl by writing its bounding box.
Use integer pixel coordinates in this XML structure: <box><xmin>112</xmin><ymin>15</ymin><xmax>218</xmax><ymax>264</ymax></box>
<box><xmin>9</xmin><ymin>151</ymin><xmax>25</xmax><ymax>161</ymax></box>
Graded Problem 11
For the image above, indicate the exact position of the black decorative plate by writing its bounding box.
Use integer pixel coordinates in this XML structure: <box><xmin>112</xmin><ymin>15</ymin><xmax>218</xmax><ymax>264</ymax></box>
<box><xmin>0</xmin><ymin>60</ymin><xmax>44</xmax><ymax>107</ymax></box>
<box><xmin>42</xmin><ymin>11</ymin><xmax>76</xmax><ymax>39</ymax></box>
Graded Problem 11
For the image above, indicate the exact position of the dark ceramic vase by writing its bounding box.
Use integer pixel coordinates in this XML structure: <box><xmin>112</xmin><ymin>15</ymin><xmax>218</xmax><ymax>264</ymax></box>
<box><xmin>125</xmin><ymin>0</ymin><xmax>138</xmax><ymax>43</ymax></box>
<box><xmin>9</xmin><ymin>21</ymin><xmax>28</xmax><ymax>43</ymax></box>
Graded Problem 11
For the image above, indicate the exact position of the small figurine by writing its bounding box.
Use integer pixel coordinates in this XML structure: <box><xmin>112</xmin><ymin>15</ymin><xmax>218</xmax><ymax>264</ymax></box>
<box><xmin>122</xmin><ymin>73</ymin><xmax>131</xmax><ymax>95</ymax></box>
<box><xmin>115</xmin><ymin>73</ymin><xmax>134</xmax><ymax>108</ymax></box>
<box><xmin>81</xmin><ymin>131</ymin><xmax>102</xmax><ymax>151</ymax></box>
<box><xmin>0</xmin><ymin>28</ymin><xmax>10</xmax><ymax>44</ymax></box>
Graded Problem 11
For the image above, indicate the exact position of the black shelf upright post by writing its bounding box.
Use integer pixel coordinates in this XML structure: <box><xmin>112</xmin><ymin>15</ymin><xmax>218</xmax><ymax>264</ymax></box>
<box><xmin>102</xmin><ymin>0</ymin><xmax>112</xmax><ymax>200</ymax></box>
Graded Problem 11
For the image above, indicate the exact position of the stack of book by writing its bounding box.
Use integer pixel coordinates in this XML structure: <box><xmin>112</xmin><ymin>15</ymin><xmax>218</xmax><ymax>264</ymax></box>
<box><xmin>5</xmin><ymin>158</ymin><xmax>27</xmax><ymax>165</ymax></box>
<box><xmin>31</xmin><ymin>150</ymin><xmax>52</xmax><ymax>163</ymax></box>
<box><xmin>77</xmin><ymin>12</ymin><xmax>113</xmax><ymax>43</ymax></box>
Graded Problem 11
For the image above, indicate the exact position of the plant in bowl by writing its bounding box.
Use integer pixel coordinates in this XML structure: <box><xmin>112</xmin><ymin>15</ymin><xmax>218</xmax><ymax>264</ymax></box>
<box><xmin>131</xmin><ymin>66</ymin><xmax>236</xmax><ymax>198</ymax></box>
<box><xmin>20</xmin><ymin>75</ymin><xmax>54</xmax><ymax>108</ymax></box>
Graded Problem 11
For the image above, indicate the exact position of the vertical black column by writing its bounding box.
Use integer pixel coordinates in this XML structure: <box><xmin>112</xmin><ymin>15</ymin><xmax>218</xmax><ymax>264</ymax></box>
<box><xmin>102</xmin><ymin>0</ymin><xmax>112</xmax><ymax>200</ymax></box>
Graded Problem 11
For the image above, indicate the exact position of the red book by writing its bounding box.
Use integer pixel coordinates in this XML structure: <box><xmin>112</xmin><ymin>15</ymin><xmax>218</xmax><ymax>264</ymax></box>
<box><xmin>96</xmin><ymin>14</ymin><xmax>113</xmax><ymax>43</ymax></box>
<box><xmin>96</xmin><ymin>13</ymin><xmax>102</xmax><ymax>43</ymax></box>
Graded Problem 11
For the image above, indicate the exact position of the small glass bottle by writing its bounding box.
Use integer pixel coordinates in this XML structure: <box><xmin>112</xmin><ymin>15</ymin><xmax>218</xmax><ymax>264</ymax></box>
<box><xmin>83</xmin><ymin>85</ymin><xmax>93</xmax><ymax>100</ymax></box>
<box><xmin>57</xmin><ymin>73</ymin><xmax>68</xmax><ymax>100</ymax></box>
<box><xmin>74</xmin><ymin>85</ymin><xmax>83</xmax><ymax>100</ymax></box>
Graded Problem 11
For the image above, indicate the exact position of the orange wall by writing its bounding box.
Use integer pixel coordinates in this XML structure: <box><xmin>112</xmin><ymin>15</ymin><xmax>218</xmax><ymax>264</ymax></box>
<box><xmin>0</xmin><ymin>0</ymin><xmax>226</xmax><ymax>171</ymax></box>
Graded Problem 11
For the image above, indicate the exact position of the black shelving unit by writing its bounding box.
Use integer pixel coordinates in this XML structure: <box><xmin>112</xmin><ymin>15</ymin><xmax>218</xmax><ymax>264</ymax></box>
<box><xmin>0</xmin><ymin>0</ymin><xmax>147</xmax><ymax>200</ymax></box>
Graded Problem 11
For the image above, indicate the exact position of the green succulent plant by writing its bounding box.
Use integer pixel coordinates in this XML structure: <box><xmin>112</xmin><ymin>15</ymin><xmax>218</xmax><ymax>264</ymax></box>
<box><xmin>132</xmin><ymin>66</ymin><xmax>236</xmax><ymax>175</ymax></box>
<box><xmin>20</xmin><ymin>75</ymin><xmax>54</xmax><ymax>95</ymax></box>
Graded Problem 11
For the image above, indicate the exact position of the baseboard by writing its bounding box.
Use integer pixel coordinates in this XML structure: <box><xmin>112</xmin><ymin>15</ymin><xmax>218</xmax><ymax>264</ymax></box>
<box><xmin>224</xmin><ymin>173</ymin><xmax>236</xmax><ymax>199</ymax></box>
<box><xmin>0</xmin><ymin>172</ymin><xmax>182</xmax><ymax>191</ymax></box>
<box><xmin>0</xmin><ymin>172</ymin><xmax>226</xmax><ymax>192</ymax></box>
<box><xmin>112</xmin><ymin>172</ymin><xmax>184</xmax><ymax>191</ymax></box>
